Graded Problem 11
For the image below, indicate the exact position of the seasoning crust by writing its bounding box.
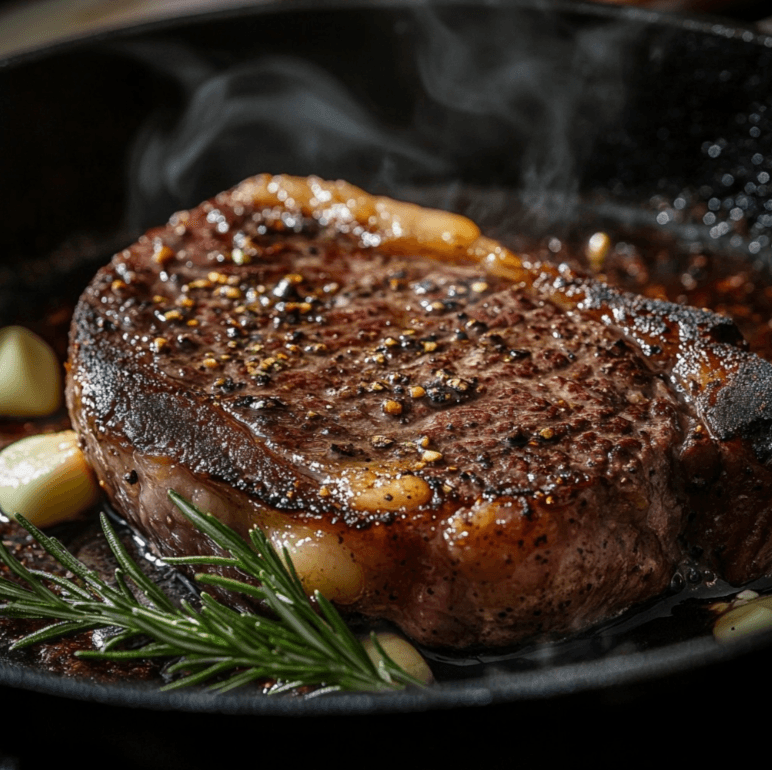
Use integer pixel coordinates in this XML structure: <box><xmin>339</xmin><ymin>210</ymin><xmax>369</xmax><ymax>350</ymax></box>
<box><xmin>66</xmin><ymin>175</ymin><xmax>772</xmax><ymax>647</ymax></box>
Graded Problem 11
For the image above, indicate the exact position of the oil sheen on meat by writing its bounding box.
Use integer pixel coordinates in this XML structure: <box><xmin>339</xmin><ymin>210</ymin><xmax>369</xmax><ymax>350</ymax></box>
<box><xmin>66</xmin><ymin>175</ymin><xmax>772</xmax><ymax>648</ymax></box>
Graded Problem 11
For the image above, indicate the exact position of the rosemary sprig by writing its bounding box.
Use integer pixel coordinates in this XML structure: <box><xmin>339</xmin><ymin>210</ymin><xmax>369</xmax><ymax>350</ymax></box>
<box><xmin>0</xmin><ymin>491</ymin><xmax>426</xmax><ymax>694</ymax></box>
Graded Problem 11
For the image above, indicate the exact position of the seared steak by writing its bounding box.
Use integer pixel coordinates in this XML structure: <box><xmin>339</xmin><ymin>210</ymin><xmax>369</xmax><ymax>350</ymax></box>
<box><xmin>66</xmin><ymin>175</ymin><xmax>772</xmax><ymax>647</ymax></box>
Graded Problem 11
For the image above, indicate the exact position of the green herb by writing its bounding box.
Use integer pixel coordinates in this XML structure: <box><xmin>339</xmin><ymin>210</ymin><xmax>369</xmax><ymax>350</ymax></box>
<box><xmin>0</xmin><ymin>491</ymin><xmax>425</xmax><ymax>694</ymax></box>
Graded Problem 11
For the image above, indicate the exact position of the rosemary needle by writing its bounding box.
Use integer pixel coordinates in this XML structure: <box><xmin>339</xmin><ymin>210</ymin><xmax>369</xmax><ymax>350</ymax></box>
<box><xmin>0</xmin><ymin>491</ymin><xmax>426</xmax><ymax>694</ymax></box>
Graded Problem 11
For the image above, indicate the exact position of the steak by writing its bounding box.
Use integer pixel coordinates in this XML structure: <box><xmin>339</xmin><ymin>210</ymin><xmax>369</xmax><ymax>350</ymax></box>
<box><xmin>66</xmin><ymin>174</ymin><xmax>772</xmax><ymax>648</ymax></box>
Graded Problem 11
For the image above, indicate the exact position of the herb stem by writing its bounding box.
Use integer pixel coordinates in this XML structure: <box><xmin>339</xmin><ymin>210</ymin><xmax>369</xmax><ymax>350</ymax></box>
<box><xmin>0</xmin><ymin>493</ymin><xmax>426</xmax><ymax>694</ymax></box>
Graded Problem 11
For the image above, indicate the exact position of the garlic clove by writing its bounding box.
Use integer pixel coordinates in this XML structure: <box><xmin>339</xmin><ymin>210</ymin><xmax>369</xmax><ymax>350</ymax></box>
<box><xmin>0</xmin><ymin>326</ymin><xmax>62</xmax><ymax>417</ymax></box>
<box><xmin>0</xmin><ymin>430</ymin><xmax>99</xmax><ymax>527</ymax></box>
<box><xmin>714</xmin><ymin>595</ymin><xmax>772</xmax><ymax>642</ymax></box>
<box><xmin>268</xmin><ymin>524</ymin><xmax>365</xmax><ymax>605</ymax></box>
<box><xmin>362</xmin><ymin>632</ymin><xmax>433</xmax><ymax>685</ymax></box>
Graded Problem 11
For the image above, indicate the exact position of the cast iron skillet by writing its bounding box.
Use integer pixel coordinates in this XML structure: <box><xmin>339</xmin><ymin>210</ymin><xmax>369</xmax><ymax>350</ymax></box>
<box><xmin>1</xmin><ymin>0</ymin><xmax>772</xmax><ymax>722</ymax></box>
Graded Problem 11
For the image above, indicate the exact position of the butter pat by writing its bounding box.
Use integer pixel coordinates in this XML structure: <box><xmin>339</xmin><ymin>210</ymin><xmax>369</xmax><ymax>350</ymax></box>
<box><xmin>0</xmin><ymin>430</ymin><xmax>99</xmax><ymax>527</ymax></box>
<box><xmin>0</xmin><ymin>326</ymin><xmax>62</xmax><ymax>417</ymax></box>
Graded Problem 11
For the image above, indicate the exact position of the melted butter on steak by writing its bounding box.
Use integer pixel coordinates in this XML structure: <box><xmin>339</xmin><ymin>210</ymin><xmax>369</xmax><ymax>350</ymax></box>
<box><xmin>66</xmin><ymin>175</ymin><xmax>772</xmax><ymax>647</ymax></box>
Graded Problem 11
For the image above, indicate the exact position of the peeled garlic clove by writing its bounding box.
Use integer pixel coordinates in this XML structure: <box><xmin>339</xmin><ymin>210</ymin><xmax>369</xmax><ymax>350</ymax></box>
<box><xmin>0</xmin><ymin>430</ymin><xmax>99</xmax><ymax>527</ymax></box>
<box><xmin>714</xmin><ymin>595</ymin><xmax>772</xmax><ymax>642</ymax></box>
<box><xmin>269</xmin><ymin>524</ymin><xmax>365</xmax><ymax>605</ymax></box>
<box><xmin>362</xmin><ymin>632</ymin><xmax>433</xmax><ymax>685</ymax></box>
<box><xmin>0</xmin><ymin>326</ymin><xmax>62</xmax><ymax>417</ymax></box>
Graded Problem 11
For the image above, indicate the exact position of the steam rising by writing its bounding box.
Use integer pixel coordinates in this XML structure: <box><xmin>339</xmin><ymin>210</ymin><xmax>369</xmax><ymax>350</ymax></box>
<box><xmin>410</xmin><ymin>7</ymin><xmax>633</xmax><ymax>227</ymax></box>
<box><xmin>125</xmin><ymin>6</ymin><xmax>635</xmax><ymax>234</ymax></box>
<box><xmin>127</xmin><ymin>54</ymin><xmax>450</xmax><ymax>228</ymax></box>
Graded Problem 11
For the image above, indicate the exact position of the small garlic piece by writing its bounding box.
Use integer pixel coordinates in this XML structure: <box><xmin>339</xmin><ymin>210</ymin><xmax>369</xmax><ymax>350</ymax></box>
<box><xmin>269</xmin><ymin>525</ymin><xmax>365</xmax><ymax>605</ymax></box>
<box><xmin>0</xmin><ymin>430</ymin><xmax>99</xmax><ymax>527</ymax></box>
<box><xmin>714</xmin><ymin>594</ymin><xmax>772</xmax><ymax>642</ymax></box>
<box><xmin>586</xmin><ymin>231</ymin><xmax>610</xmax><ymax>272</ymax></box>
<box><xmin>0</xmin><ymin>326</ymin><xmax>62</xmax><ymax>417</ymax></box>
<box><xmin>362</xmin><ymin>632</ymin><xmax>433</xmax><ymax>685</ymax></box>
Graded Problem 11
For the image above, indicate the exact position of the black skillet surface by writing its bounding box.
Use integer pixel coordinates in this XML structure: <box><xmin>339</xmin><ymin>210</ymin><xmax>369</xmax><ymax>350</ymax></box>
<box><xmin>1</xmin><ymin>0</ymin><xmax>772</xmax><ymax>746</ymax></box>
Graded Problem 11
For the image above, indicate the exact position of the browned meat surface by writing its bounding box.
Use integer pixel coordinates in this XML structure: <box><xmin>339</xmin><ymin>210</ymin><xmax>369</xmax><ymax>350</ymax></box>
<box><xmin>66</xmin><ymin>175</ymin><xmax>772</xmax><ymax>648</ymax></box>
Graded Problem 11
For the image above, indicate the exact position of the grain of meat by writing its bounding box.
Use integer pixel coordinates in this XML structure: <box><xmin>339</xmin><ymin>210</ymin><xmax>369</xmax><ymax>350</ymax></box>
<box><xmin>66</xmin><ymin>175</ymin><xmax>772</xmax><ymax>648</ymax></box>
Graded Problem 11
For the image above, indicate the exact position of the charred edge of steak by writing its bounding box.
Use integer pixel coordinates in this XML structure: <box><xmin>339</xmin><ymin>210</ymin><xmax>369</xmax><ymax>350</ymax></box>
<box><xmin>704</xmin><ymin>356</ymin><xmax>772</xmax><ymax>459</ymax></box>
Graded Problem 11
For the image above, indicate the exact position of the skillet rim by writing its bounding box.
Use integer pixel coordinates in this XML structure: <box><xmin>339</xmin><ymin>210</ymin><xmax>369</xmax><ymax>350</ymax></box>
<box><xmin>1</xmin><ymin>0</ymin><xmax>771</xmax><ymax>70</ymax></box>
<box><xmin>1</xmin><ymin>0</ymin><xmax>771</xmax><ymax>715</ymax></box>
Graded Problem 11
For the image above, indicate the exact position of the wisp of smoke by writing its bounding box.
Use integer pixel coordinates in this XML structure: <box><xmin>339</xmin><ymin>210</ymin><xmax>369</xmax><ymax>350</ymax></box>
<box><xmin>123</xmin><ymin>4</ymin><xmax>638</xmax><ymax>234</ymax></box>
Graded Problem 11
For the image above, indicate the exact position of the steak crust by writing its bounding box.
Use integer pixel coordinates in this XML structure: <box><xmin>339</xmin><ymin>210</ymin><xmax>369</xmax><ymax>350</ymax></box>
<box><xmin>66</xmin><ymin>175</ymin><xmax>772</xmax><ymax>647</ymax></box>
